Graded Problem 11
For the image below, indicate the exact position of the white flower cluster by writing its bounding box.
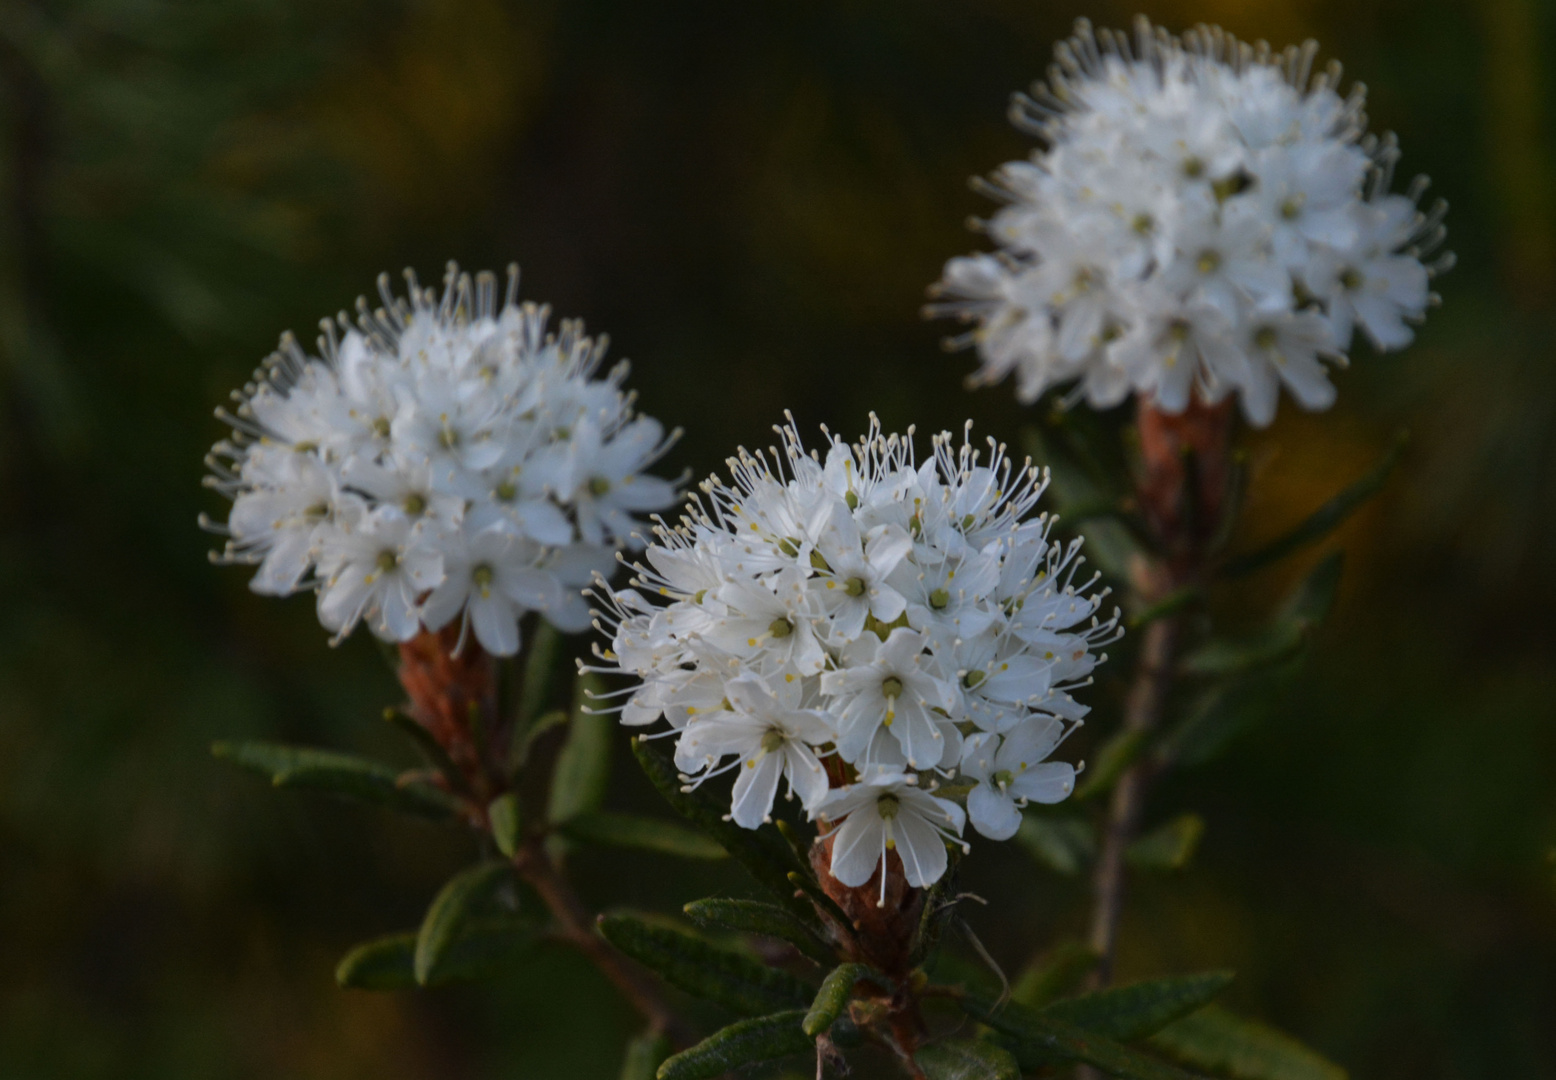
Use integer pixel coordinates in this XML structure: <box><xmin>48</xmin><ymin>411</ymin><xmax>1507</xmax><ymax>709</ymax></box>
<box><xmin>928</xmin><ymin>18</ymin><xmax>1453</xmax><ymax>426</ymax></box>
<box><xmin>204</xmin><ymin>263</ymin><xmax>679</xmax><ymax>655</ymax></box>
<box><xmin>590</xmin><ymin>418</ymin><xmax>1119</xmax><ymax>898</ymax></box>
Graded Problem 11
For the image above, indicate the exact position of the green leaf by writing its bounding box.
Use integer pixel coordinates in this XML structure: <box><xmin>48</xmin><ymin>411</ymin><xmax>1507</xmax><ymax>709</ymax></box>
<box><xmin>656</xmin><ymin>1011</ymin><xmax>811</xmax><ymax>1080</ymax></box>
<box><xmin>959</xmin><ymin>993</ymin><xmax>1199</xmax><ymax>1080</ymax></box>
<box><xmin>1022</xmin><ymin>423</ymin><xmax>1142</xmax><ymax>581</ymax></box>
<box><xmin>547</xmin><ymin>673</ymin><xmax>614</xmax><ymax>826</ymax></box>
<box><xmin>1221</xmin><ymin>430</ymin><xmax>1406</xmax><ymax>578</ymax></box>
<box><xmin>1044</xmin><ymin>971</ymin><xmax>1235</xmax><ymax>1041</ymax></box>
<box><xmin>1011</xmin><ymin>940</ymin><xmax>1101</xmax><ymax>1009</ymax></box>
<box><xmin>1162</xmin><ymin>553</ymin><xmax>1343</xmax><ymax>768</ymax></box>
<box><xmin>802</xmin><ymin>963</ymin><xmax>891</xmax><ymax>1037</ymax></box>
<box><xmin>1149</xmin><ymin>1005</ymin><xmax>1346</xmax><ymax>1080</ymax></box>
<box><xmin>383</xmin><ymin>708</ymin><xmax>468</xmax><ymax>793</ymax></box>
<box><xmin>1074</xmin><ymin>729</ymin><xmax>1149</xmax><ymax>801</ymax></box>
<box><xmin>1129</xmin><ymin>585</ymin><xmax>1204</xmax><ymax>629</ymax></box>
<box><xmin>916</xmin><ymin>1038</ymin><xmax>1021</xmax><ymax>1080</ymax></box>
<box><xmin>558</xmin><ymin>810</ymin><xmax>728</xmax><ymax>860</ymax></box>
<box><xmin>336</xmin><ymin>918</ymin><xmax>537</xmax><ymax>990</ymax></box>
<box><xmin>1126</xmin><ymin>814</ymin><xmax>1205</xmax><ymax>872</ymax></box>
<box><xmin>620</xmin><ymin>1029</ymin><xmax>672</xmax><ymax>1080</ymax></box>
<box><xmin>488</xmin><ymin>792</ymin><xmax>523</xmax><ymax>859</ymax></box>
<box><xmin>632</xmin><ymin>737</ymin><xmax>818</xmax><ymax>927</ymax></box>
<box><xmin>212</xmin><ymin>741</ymin><xmax>463</xmax><ymax>821</ymax></box>
<box><xmin>1016</xmin><ymin>814</ymin><xmax>1097</xmax><ymax>876</ymax></box>
<box><xmin>517</xmin><ymin>619</ymin><xmax>562</xmax><ymax>729</ymax></box>
<box><xmin>414</xmin><ymin>860</ymin><xmax>517</xmax><ymax>986</ymax></box>
<box><xmin>598</xmin><ymin>912</ymin><xmax>813</xmax><ymax>1016</ymax></box>
<box><xmin>683</xmin><ymin>898</ymin><xmax>835</xmax><ymax>966</ymax></box>
<box><xmin>1181</xmin><ymin>553</ymin><xmax>1342</xmax><ymax>679</ymax></box>
<box><xmin>511</xmin><ymin>709</ymin><xmax>568</xmax><ymax>772</ymax></box>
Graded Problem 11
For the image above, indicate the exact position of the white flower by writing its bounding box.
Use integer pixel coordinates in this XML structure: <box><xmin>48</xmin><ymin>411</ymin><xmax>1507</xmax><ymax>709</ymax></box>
<box><xmin>588</xmin><ymin>416</ymin><xmax>1119</xmax><ymax>890</ymax></box>
<box><xmin>204</xmin><ymin>263</ymin><xmax>678</xmax><ymax>654</ymax></box>
<box><xmin>813</xmin><ymin>771</ymin><xmax>967</xmax><ymax>902</ymax></box>
<box><xmin>675</xmin><ymin>674</ymin><xmax>834</xmax><ymax>827</ymax></box>
<box><xmin>960</xmin><ymin>721</ymin><xmax>1076</xmax><ymax>840</ymax></box>
<box><xmin>928</xmin><ymin>17</ymin><xmax>1452</xmax><ymax>425</ymax></box>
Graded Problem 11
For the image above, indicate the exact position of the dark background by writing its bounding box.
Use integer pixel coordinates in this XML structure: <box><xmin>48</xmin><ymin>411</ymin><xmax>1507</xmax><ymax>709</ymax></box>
<box><xmin>0</xmin><ymin>0</ymin><xmax>1552</xmax><ymax>1076</ymax></box>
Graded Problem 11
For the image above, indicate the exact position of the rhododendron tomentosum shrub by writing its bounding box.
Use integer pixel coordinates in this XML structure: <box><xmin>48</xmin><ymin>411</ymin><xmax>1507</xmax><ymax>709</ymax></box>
<box><xmin>588</xmin><ymin>417</ymin><xmax>1120</xmax><ymax>900</ymax></box>
<box><xmin>927</xmin><ymin>17</ymin><xmax>1452</xmax><ymax>425</ymax></box>
<box><xmin>202</xmin><ymin>262</ymin><xmax>679</xmax><ymax>654</ymax></box>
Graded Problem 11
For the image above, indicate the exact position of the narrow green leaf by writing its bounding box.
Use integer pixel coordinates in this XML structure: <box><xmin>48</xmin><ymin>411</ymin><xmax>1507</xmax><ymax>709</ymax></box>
<box><xmin>1011</xmin><ymin>940</ymin><xmax>1101</xmax><ymax>1009</ymax></box>
<box><xmin>1149</xmin><ymin>1005</ymin><xmax>1346</xmax><ymax>1080</ymax></box>
<box><xmin>683</xmin><ymin>898</ymin><xmax>834</xmax><ymax>966</ymax></box>
<box><xmin>1022</xmin><ymin>423</ymin><xmax>1143</xmax><ymax>581</ymax></box>
<box><xmin>598</xmin><ymin>912</ymin><xmax>813</xmax><ymax>1016</ymax></box>
<box><xmin>620</xmin><ymin>1029</ymin><xmax>672</xmax><ymax>1080</ymax></box>
<box><xmin>1182</xmin><ymin>552</ymin><xmax>1342</xmax><ymax>679</ymax></box>
<box><xmin>383</xmin><ymin>708</ymin><xmax>468</xmax><ymax>792</ymax></box>
<box><xmin>335</xmin><ymin>931</ymin><xmax>418</xmax><ymax>991</ymax></box>
<box><xmin>212</xmin><ymin>740</ymin><xmax>463</xmax><ymax>821</ymax></box>
<box><xmin>1162</xmin><ymin>554</ymin><xmax>1341</xmax><ymax>767</ymax></box>
<box><xmin>547</xmin><ymin>673</ymin><xmax>614</xmax><ymax>825</ymax></box>
<box><xmin>1221</xmin><ymin>431</ymin><xmax>1406</xmax><ymax>578</ymax></box>
<box><xmin>788</xmin><ymin>871</ymin><xmax>858</xmax><ymax>940</ymax></box>
<box><xmin>1074</xmin><ymin>730</ymin><xmax>1149</xmax><ymax>801</ymax></box>
<box><xmin>1126</xmin><ymin>814</ymin><xmax>1205</xmax><ymax>872</ymax></box>
<box><xmin>1016</xmin><ymin>814</ymin><xmax>1097</xmax><ymax>876</ymax></box>
<box><xmin>632</xmin><ymin>737</ymin><xmax>818</xmax><ymax>927</ymax></box>
<box><xmin>916</xmin><ymin>1038</ymin><xmax>1021</xmax><ymax>1080</ymax></box>
<box><xmin>959</xmin><ymin>993</ymin><xmax>1199</xmax><ymax>1080</ymax></box>
<box><xmin>337</xmin><ymin>917</ymin><xmax>537</xmax><ymax>990</ymax></box>
<box><xmin>415</xmin><ymin>861</ymin><xmax>516</xmax><ymax>986</ymax></box>
<box><xmin>1044</xmin><ymin>971</ymin><xmax>1235</xmax><ymax>1041</ymax></box>
<box><xmin>512</xmin><ymin>709</ymin><xmax>568</xmax><ymax>771</ymax></box>
<box><xmin>803</xmin><ymin>963</ymin><xmax>891</xmax><ymax>1037</ymax></box>
<box><xmin>656</xmin><ymin>1010</ymin><xmax>811</xmax><ymax>1080</ymax></box>
<box><xmin>517</xmin><ymin>619</ymin><xmax>562</xmax><ymax>728</ymax></box>
<box><xmin>558</xmin><ymin>810</ymin><xmax>728</xmax><ymax>860</ymax></box>
<box><xmin>1129</xmin><ymin>585</ymin><xmax>1204</xmax><ymax>630</ymax></box>
<box><xmin>488</xmin><ymin>792</ymin><xmax>523</xmax><ymax>859</ymax></box>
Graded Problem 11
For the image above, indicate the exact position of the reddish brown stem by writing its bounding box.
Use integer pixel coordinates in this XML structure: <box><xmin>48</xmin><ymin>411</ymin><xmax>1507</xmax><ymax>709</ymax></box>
<box><xmin>1086</xmin><ymin>396</ymin><xmax>1232</xmax><ymax>988</ymax></box>
<box><xmin>1086</xmin><ymin>607</ymin><xmax>1180</xmax><ymax>987</ymax></box>
<box><xmin>516</xmin><ymin>843</ymin><xmax>697</xmax><ymax>1047</ymax></box>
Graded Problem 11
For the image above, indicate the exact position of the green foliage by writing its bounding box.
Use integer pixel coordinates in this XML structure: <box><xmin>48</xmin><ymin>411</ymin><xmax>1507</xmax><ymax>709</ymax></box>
<box><xmin>211</xmin><ymin>740</ymin><xmax>464</xmax><ymax>820</ymax></box>
<box><xmin>1182</xmin><ymin>553</ymin><xmax>1344</xmax><ymax>679</ymax></box>
<box><xmin>383</xmin><ymin>707</ymin><xmax>468</xmax><ymax>792</ymax></box>
<box><xmin>619</xmin><ymin>1029</ymin><xmax>672</xmax><ymax>1080</ymax></box>
<box><xmin>547</xmin><ymin>674</ymin><xmax>613</xmax><ymax>825</ymax></box>
<box><xmin>960</xmin><ymin>993</ymin><xmax>1199</xmax><ymax>1080</ymax></box>
<box><xmin>632</xmin><ymin>737</ymin><xmax>820</xmax><ymax>927</ymax></box>
<box><xmin>1016</xmin><ymin>813</ymin><xmax>1096</xmax><ymax>875</ymax></box>
<box><xmin>655</xmin><ymin>1010</ymin><xmax>812</xmax><ymax>1080</ymax></box>
<box><xmin>1126</xmin><ymin>813</ymin><xmax>1205</xmax><ymax>872</ymax></box>
<box><xmin>516</xmin><ymin>621</ymin><xmax>562</xmax><ymax>729</ymax></box>
<box><xmin>414</xmin><ymin>860</ymin><xmax>517</xmax><ymax>986</ymax></box>
<box><xmin>557</xmin><ymin>810</ymin><xmax>728</xmax><ymax>860</ymax></box>
<box><xmin>1221</xmin><ymin>432</ymin><xmax>1408</xmax><ymax>578</ymax></box>
<box><xmin>1149</xmin><ymin>1005</ymin><xmax>1347</xmax><ymax>1080</ymax></box>
<box><xmin>596</xmin><ymin>912</ymin><xmax>813</xmax><ymax>1016</ymax></box>
<box><xmin>335</xmin><ymin>917</ymin><xmax>537</xmax><ymax>990</ymax></box>
<box><xmin>1129</xmin><ymin>585</ymin><xmax>1206</xmax><ymax>629</ymax></box>
<box><xmin>1010</xmin><ymin>941</ymin><xmax>1101</xmax><ymax>1009</ymax></box>
<box><xmin>1042</xmin><ymin>971</ymin><xmax>1235</xmax><ymax>1041</ymax></box>
<box><xmin>1075</xmin><ymin>729</ymin><xmax>1150</xmax><ymax>801</ymax></box>
<box><xmin>915</xmin><ymin>1038</ymin><xmax>1022</xmax><ymax>1080</ymax></box>
<box><xmin>1162</xmin><ymin>554</ymin><xmax>1344</xmax><ymax>767</ymax></box>
<box><xmin>488</xmin><ymin>792</ymin><xmax>523</xmax><ymax>858</ymax></box>
<box><xmin>682</xmin><ymin>898</ymin><xmax>835</xmax><ymax>966</ymax></box>
<box><xmin>802</xmin><ymin>963</ymin><xmax>891</xmax><ymax>1037</ymax></box>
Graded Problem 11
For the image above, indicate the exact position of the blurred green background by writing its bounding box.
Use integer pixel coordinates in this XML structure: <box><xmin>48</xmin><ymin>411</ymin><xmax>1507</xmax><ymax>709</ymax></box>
<box><xmin>0</xmin><ymin>0</ymin><xmax>1552</xmax><ymax>1076</ymax></box>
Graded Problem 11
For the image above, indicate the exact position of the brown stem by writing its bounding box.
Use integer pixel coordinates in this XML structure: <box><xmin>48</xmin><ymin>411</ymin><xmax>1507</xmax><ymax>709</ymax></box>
<box><xmin>516</xmin><ymin>842</ymin><xmax>698</xmax><ymax>1048</ymax></box>
<box><xmin>1086</xmin><ymin>396</ymin><xmax>1232</xmax><ymax>988</ymax></box>
<box><xmin>1086</xmin><ymin>607</ymin><xmax>1180</xmax><ymax>987</ymax></box>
